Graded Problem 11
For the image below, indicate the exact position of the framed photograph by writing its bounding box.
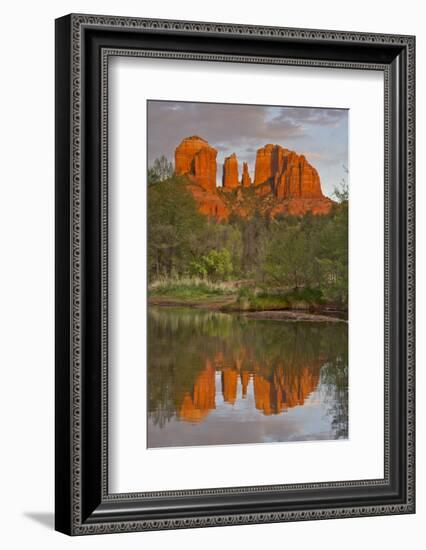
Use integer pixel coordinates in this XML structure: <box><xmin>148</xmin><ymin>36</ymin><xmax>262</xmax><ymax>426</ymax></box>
<box><xmin>55</xmin><ymin>14</ymin><xmax>415</xmax><ymax>535</ymax></box>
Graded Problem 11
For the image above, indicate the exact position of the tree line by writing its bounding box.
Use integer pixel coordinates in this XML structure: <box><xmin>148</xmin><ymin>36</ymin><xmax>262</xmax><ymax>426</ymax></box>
<box><xmin>147</xmin><ymin>162</ymin><xmax>348</xmax><ymax>307</ymax></box>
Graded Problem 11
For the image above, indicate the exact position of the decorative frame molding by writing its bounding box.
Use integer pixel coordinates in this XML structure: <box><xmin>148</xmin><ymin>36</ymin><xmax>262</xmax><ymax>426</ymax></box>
<box><xmin>55</xmin><ymin>14</ymin><xmax>415</xmax><ymax>535</ymax></box>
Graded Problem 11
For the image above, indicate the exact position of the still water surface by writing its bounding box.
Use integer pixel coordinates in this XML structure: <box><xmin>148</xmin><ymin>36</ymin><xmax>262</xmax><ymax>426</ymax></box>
<box><xmin>148</xmin><ymin>307</ymin><xmax>348</xmax><ymax>448</ymax></box>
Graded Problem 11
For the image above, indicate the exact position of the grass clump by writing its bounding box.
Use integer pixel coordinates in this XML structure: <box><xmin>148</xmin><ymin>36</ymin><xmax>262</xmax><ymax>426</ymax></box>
<box><xmin>223</xmin><ymin>286</ymin><xmax>325</xmax><ymax>312</ymax></box>
<box><xmin>149</xmin><ymin>277</ymin><xmax>236</xmax><ymax>300</ymax></box>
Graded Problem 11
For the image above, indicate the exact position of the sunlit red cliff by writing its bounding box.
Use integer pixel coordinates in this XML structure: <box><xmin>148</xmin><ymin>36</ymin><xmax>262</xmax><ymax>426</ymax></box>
<box><xmin>174</xmin><ymin>136</ymin><xmax>335</xmax><ymax>220</ymax></box>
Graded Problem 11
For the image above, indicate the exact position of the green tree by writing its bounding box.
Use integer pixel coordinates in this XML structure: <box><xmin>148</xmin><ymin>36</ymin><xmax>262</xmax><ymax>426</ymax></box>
<box><xmin>237</xmin><ymin>211</ymin><xmax>267</xmax><ymax>276</ymax></box>
<box><xmin>194</xmin><ymin>221</ymin><xmax>243</xmax><ymax>278</ymax></box>
<box><xmin>316</xmin><ymin>202</ymin><xmax>348</xmax><ymax>305</ymax></box>
<box><xmin>148</xmin><ymin>176</ymin><xmax>205</xmax><ymax>278</ymax></box>
<box><xmin>333</xmin><ymin>166</ymin><xmax>349</xmax><ymax>203</ymax></box>
<box><xmin>263</xmin><ymin>224</ymin><xmax>314</xmax><ymax>288</ymax></box>
<box><xmin>148</xmin><ymin>155</ymin><xmax>173</xmax><ymax>184</ymax></box>
<box><xmin>189</xmin><ymin>249</ymin><xmax>233</xmax><ymax>281</ymax></box>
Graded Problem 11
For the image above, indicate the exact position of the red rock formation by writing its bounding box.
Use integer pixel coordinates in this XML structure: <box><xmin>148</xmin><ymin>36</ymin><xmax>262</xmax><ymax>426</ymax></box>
<box><xmin>175</xmin><ymin>136</ymin><xmax>217</xmax><ymax>191</ymax></box>
<box><xmin>254</xmin><ymin>144</ymin><xmax>323</xmax><ymax>199</ymax></box>
<box><xmin>194</xmin><ymin>147</ymin><xmax>217</xmax><ymax>191</ymax></box>
<box><xmin>176</xmin><ymin>356</ymin><xmax>322</xmax><ymax>422</ymax></box>
<box><xmin>175</xmin><ymin>136</ymin><xmax>205</xmax><ymax>174</ymax></box>
<box><xmin>241</xmin><ymin>371</ymin><xmax>250</xmax><ymax>398</ymax></box>
<box><xmin>253</xmin><ymin>375</ymin><xmax>273</xmax><ymax>415</ymax></box>
<box><xmin>252</xmin><ymin>361</ymin><xmax>321</xmax><ymax>415</ymax></box>
<box><xmin>221</xmin><ymin>368</ymin><xmax>238</xmax><ymax>405</ymax></box>
<box><xmin>269</xmin><ymin>197</ymin><xmax>334</xmax><ymax>217</ymax></box>
<box><xmin>275</xmin><ymin>153</ymin><xmax>323</xmax><ymax>200</ymax></box>
<box><xmin>178</xmin><ymin>362</ymin><xmax>216</xmax><ymax>423</ymax></box>
<box><xmin>173</xmin><ymin>137</ymin><xmax>334</xmax><ymax>220</ymax></box>
<box><xmin>254</xmin><ymin>144</ymin><xmax>277</xmax><ymax>186</ymax></box>
<box><xmin>186</xmin><ymin>183</ymin><xmax>229</xmax><ymax>221</ymax></box>
<box><xmin>222</xmin><ymin>153</ymin><xmax>239</xmax><ymax>189</ymax></box>
<box><xmin>241</xmin><ymin>162</ymin><xmax>252</xmax><ymax>187</ymax></box>
<box><xmin>174</xmin><ymin>136</ymin><xmax>228</xmax><ymax>220</ymax></box>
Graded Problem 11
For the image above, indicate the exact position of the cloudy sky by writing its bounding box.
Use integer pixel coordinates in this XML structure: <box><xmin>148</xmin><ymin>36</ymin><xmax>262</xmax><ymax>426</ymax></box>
<box><xmin>147</xmin><ymin>100</ymin><xmax>348</xmax><ymax>198</ymax></box>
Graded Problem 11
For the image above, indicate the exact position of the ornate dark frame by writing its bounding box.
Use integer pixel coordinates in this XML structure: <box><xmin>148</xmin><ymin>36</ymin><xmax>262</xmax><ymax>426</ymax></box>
<box><xmin>55</xmin><ymin>13</ymin><xmax>415</xmax><ymax>536</ymax></box>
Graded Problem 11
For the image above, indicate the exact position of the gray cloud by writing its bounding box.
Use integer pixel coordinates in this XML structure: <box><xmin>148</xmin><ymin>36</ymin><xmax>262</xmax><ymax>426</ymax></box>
<box><xmin>148</xmin><ymin>101</ymin><xmax>307</xmax><ymax>161</ymax></box>
<box><xmin>271</xmin><ymin>107</ymin><xmax>347</xmax><ymax>128</ymax></box>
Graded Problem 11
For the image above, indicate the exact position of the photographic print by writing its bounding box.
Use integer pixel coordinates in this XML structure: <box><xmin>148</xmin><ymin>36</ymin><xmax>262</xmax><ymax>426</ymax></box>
<box><xmin>147</xmin><ymin>100</ymin><xmax>349</xmax><ymax>448</ymax></box>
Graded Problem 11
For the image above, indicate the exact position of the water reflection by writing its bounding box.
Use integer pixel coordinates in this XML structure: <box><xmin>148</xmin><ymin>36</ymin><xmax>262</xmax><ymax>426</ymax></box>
<box><xmin>148</xmin><ymin>307</ymin><xmax>348</xmax><ymax>448</ymax></box>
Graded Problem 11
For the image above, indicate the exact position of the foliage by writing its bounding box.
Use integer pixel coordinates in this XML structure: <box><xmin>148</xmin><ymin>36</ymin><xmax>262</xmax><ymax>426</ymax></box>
<box><xmin>333</xmin><ymin>168</ymin><xmax>349</xmax><ymax>203</ymax></box>
<box><xmin>262</xmin><ymin>224</ymin><xmax>313</xmax><ymax>288</ymax></box>
<box><xmin>148</xmin><ymin>175</ymin><xmax>244</xmax><ymax>281</ymax></box>
<box><xmin>240</xmin><ymin>212</ymin><xmax>268</xmax><ymax>276</ymax></box>
<box><xmin>149</xmin><ymin>277</ymin><xmax>233</xmax><ymax>299</ymax></box>
<box><xmin>148</xmin><ymin>155</ymin><xmax>173</xmax><ymax>184</ymax></box>
<box><xmin>148</xmin><ymin>176</ymin><xmax>205</xmax><ymax>278</ymax></box>
<box><xmin>223</xmin><ymin>286</ymin><xmax>325</xmax><ymax>312</ymax></box>
<box><xmin>258</xmin><ymin>203</ymin><xmax>348</xmax><ymax>306</ymax></box>
<box><xmin>189</xmin><ymin>249</ymin><xmax>233</xmax><ymax>281</ymax></box>
<box><xmin>147</xmin><ymin>172</ymin><xmax>348</xmax><ymax>309</ymax></box>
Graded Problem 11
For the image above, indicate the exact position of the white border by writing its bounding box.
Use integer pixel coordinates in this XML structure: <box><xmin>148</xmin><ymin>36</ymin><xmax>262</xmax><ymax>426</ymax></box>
<box><xmin>108</xmin><ymin>57</ymin><xmax>384</xmax><ymax>494</ymax></box>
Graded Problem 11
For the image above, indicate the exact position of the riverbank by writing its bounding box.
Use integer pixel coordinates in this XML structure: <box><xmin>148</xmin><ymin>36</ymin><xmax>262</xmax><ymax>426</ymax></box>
<box><xmin>148</xmin><ymin>295</ymin><xmax>235</xmax><ymax>310</ymax></box>
<box><xmin>242</xmin><ymin>310</ymin><xmax>346</xmax><ymax>323</ymax></box>
<box><xmin>148</xmin><ymin>278</ymin><xmax>347</xmax><ymax>321</ymax></box>
<box><xmin>148</xmin><ymin>296</ymin><xmax>347</xmax><ymax>322</ymax></box>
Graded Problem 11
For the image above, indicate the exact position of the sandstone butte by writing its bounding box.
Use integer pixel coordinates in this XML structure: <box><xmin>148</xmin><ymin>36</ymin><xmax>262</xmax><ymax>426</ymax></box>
<box><xmin>177</xmin><ymin>352</ymin><xmax>322</xmax><ymax>423</ymax></box>
<box><xmin>174</xmin><ymin>136</ymin><xmax>335</xmax><ymax>221</ymax></box>
<box><xmin>241</xmin><ymin>161</ymin><xmax>252</xmax><ymax>187</ymax></box>
<box><xmin>222</xmin><ymin>153</ymin><xmax>239</xmax><ymax>189</ymax></box>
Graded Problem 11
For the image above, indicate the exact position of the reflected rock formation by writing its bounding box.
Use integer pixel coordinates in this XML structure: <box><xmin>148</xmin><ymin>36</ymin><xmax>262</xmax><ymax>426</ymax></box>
<box><xmin>176</xmin><ymin>357</ymin><xmax>321</xmax><ymax>422</ymax></box>
<box><xmin>148</xmin><ymin>307</ymin><xmax>348</xmax><ymax>435</ymax></box>
<box><xmin>179</xmin><ymin>362</ymin><xmax>216</xmax><ymax>422</ymax></box>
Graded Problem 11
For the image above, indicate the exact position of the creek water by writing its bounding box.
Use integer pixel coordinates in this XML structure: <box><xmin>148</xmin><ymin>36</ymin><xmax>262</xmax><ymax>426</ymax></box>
<box><xmin>147</xmin><ymin>306</ymin><xmax>348</xmax><ymax>448</ymax></box>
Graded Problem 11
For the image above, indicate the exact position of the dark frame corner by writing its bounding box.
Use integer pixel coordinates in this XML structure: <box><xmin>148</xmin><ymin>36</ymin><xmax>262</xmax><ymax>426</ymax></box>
<box><xmin>55</xmin><ymin>13</ymin><xmax>415</xmax><ymax>535</ymax></box>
